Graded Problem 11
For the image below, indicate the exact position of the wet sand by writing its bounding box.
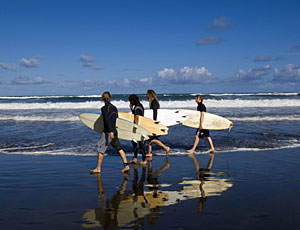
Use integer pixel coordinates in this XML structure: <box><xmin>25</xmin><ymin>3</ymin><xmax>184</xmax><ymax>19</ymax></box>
<box><xmin>1</xmin><ymin>147</ymin><xmax>300</xmax><ymax>229</ymax></box>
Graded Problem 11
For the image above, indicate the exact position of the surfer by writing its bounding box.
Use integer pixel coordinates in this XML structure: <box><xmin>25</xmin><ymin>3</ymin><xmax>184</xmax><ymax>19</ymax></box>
<box><xmin>146</xmin><ymin>89</ymin><xmax>170</xmax><ymax>157</ymax></box>
<box><xmin>90</xmin><ymin>91</ymin><xmax>130</xmax><ymax>174</ymax></box>
<box><xmin>128</xmin><ymin>94</ymin><xmax>147</xmax><ymax>166</ymax></box>
<box><xmin>187</xmin><ymin>94</ymin><xmax>215</xmax><ymax>153</ymax></box>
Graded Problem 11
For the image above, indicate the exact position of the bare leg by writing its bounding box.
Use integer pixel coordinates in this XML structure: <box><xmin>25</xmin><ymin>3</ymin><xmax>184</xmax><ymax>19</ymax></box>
<box><xmin>146</xmin><ymin>143</ymin><xmax>153</xmax><ymax>158</ymax></box>
<box><xmin>90</xmin><ymin>152</ymin><xmax>104</xmax><ymax>173</ymax></box>
<box><xmin>151</xmin><ymin>139</ymin><xmax>170</xmax><ymax>155</ymax></box>
<box><xmin>187</xmin><ymin>135</ymin><xmax>199</xmax><ymax>153</ymax></box>
<box><xmin>206</xmin><ymin>137</ymin><xmax>215</xmax><ymax>153</ymax></box>
<box><xmin>118</xmin><ymin>149</ymin><xmax>130</xmax><ymax>173</ymax></box>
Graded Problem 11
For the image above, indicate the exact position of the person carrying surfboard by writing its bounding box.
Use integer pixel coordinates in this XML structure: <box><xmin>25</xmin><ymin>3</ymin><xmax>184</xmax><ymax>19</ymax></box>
<box><xmin>187</xmin><ymin>94</ymin><xmax>215</xmax><ymax>154</ymax></box>
<box><xmin>146</xmin><ymin>89</ymin><xmax>170</xmax><ymax>157</ymax></box>
<box><xmin>90</xmin><ymin>91</ymin><xmax>130</xmax><ymax>174</ymax></box>
<box><xmin>128</xmin><ymin>94</ymin><xmax>147</xmax><ymax>166</ymax></box>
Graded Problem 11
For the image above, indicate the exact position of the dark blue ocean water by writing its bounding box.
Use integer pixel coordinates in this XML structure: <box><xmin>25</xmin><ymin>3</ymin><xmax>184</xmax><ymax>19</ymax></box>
<box><xmin>1</xmin><ymin>92</ymin><xmax>300</xmax><ymax>156</ymax></box>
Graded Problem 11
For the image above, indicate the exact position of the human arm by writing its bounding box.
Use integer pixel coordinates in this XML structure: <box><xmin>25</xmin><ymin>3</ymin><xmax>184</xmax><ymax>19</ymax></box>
<box><xmin>199</xmin><ymin>111</ymin><xmax>205</xmax><ymax>130</ymax></box>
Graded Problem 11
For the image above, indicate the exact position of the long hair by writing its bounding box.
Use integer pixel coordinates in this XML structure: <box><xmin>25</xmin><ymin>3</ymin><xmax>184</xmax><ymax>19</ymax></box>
<box><xmin>128</xmin><ymin>94</ymin><xmax>140</xmax><ymax>105</ymax></box>
<box><xmin>147</xmin><ymin>89</ymin><xmax>160</xmax><ymax>109</ymax></box>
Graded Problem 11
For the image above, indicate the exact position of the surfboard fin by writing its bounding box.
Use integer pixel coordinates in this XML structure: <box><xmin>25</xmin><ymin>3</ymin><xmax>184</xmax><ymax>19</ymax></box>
<box><xmin>132</xmin><ymin>138</ymin><xmax>138</xmax><ymax>143</ymax></box>
<box><xmin>154</xmin><ymin>121</ymin><xmax>160</xmax><ymax>124</ymax></box>
<box><xmin>142</xmin><ymin>134</ymin><xmax>148</xmax><ymax>139</ymax></box>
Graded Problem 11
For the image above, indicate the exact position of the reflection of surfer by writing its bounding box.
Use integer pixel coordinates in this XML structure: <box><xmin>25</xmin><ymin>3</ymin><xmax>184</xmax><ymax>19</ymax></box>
<box><xmin>188</xmin><ymin>152</ymin><xmax>215</xmax><ymax>211</ymax></box>
<box><xmin>87</xmin><ymin>173</ymin><xmax>130</xmax><ymax>229</ymax></box>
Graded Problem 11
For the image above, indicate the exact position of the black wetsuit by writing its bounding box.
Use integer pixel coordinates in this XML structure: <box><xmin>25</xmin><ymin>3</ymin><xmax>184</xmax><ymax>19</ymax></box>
<box><xmin>149</xmin><ymin>99</ymin><xmax>160</xmax><ymax>141</ymax></box>
<box><xmin>101</xmin><ymin>102</ymin><xmax>121</xmax><ymax>151</ymax></box>
<box><xmin>196</xmin><ymin>102</ymin><xmax>210</xmax><ymax>138</ymax></box>
<box><xmin>132</xmin><ymin>102</ymin><xmax>146</xmax><ymax>160</ymax></box>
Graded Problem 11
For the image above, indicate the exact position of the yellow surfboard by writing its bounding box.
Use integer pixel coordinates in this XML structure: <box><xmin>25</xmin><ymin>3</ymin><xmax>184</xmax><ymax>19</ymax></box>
<box><xmin>118</xmin><ymin>112</ymin><xmax>168</xmax><ymax>136</ymax></box>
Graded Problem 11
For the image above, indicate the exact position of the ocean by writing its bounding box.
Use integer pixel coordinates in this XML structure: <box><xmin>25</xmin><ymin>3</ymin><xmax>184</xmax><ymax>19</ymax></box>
<box><xmin>1</xmin><ymin>92</ymin><xmax>300</xmax><ymax>156</ymax></box>
<box><xmin>1</xmin><ymin>92</ymin><xmax>300</xmax><ymax>229</ymax></box>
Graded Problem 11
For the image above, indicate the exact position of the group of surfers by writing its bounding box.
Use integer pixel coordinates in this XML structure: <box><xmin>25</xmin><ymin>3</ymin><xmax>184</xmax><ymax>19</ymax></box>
<box><xmin>90</xmin><ymin>90</ymin><xmax>215</xmax><ymax>174</ymax></box>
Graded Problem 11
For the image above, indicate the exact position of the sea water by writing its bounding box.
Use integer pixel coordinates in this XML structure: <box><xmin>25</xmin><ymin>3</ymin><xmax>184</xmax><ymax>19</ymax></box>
<box><xmin>1</xmin><ymin>92</ymin><xmax>300</xmax><ymax>156</ymax></box>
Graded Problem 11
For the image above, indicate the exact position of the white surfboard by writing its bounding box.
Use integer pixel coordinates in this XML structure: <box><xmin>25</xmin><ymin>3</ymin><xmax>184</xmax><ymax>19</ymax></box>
<box><xmin>178</xmin><ymin>109</ymin><xmax>233</xmax><ymax>130</ymax></box>
<box><xmin>144</xmin><ymin>109</ymin><xmax>188</xmax><ymax>126</ymax></box>
<box><xmin>78</xmin><ymin>113</ymin><xmax>150</xmax><ymax>141</ymax></box>
<box><xmin>118</xmin><ymin>112</ymin><xmax>168</xmax><ymax>136</ymax></box>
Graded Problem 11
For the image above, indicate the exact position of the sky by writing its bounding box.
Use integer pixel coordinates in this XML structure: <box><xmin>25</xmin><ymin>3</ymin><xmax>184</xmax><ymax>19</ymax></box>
<box><xmin>0</xmin><ymin>0</ymin><xmax>300</xmax><ymax>96</ymax></box>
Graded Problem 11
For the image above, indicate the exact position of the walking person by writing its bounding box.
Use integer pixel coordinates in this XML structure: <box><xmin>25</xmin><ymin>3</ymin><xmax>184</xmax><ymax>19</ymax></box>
<box><xmin>187</xmin><ymin>94</ymin><xmax>215</xmax><ymax>153</ymax></box>
<box><xmin>90</xmin><ymin>91</ymin><xmax>130</xmax><ymax>174</ymax></box>
<box><xmin>128</xmin><ymin>94</ymin><xmax>147</xmax><ymax>166</ymax></box>
<box><xmin>146</xmin><ymin>89</ymin><xmax>170</xmax><ymax>157</ymax></box>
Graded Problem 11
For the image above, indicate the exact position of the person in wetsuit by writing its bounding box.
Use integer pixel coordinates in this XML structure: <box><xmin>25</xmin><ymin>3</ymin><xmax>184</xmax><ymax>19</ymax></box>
<box><xmin>187</xmin><ymin>94</ymin><xmax>215</xmax><ymax>153</ymax></box>
<box><xmin>128</xmin><ymin>94</ymin><xmax>147</xmax><ymax>166</ymax></box>
<box><xmin>90</xmin><ymin>91</ymin><xmax>130</xmax><ymax>174</ymax></box>
<box><xmin>146</xmin><ymin>89</ymin><xmax>170</xmax><ymax>157</ymax></box>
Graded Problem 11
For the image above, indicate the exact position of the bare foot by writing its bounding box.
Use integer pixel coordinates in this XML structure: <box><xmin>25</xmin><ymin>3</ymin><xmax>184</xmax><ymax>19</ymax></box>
<box><xmin>138</xmin><ymin>160</ymin><xmax>147</xmax><ymax>167</ymax></box>
<box><xmin>166</xmin><ymin>147</ymin><xmax>170</xmax><ymax>155</ymax></box>
<box><xmin>90</xmin><ymin>168</ymin><xmax>101</xmax><ymax>174</ymax></box>
<box><xmin>187</xmin><ymin>152</ymin><xmax>195</xmax><ymax>157</ymax></box>
<box><xmin>208</xmin><ymin>149</ymin><xmax>215</xmax><ymax>153</ymax></box>
<box><xmin>186</xmin><ymin>149</ymin><xmax>195</xmax><ymax>153</ymax></box>
<box><xmin>146</xmin><ymin>153</ymin><xmax>152</xmax><ymax>158</ymax></box>
<box><xmin>120</xmin><ymin>165</ymin><xmax>130</xmax><ymax>173</ymax></box>
<box><xmin>129</xmin><ymin>158</ymin><xmax>137</xmax><ymax>164</ymax></box>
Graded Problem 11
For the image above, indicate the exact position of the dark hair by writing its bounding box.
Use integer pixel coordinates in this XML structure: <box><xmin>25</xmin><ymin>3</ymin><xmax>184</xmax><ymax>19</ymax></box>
<box><xmin>102</xmin><ymin>91</ymin><xmax>111</xmax><ymax>102</ymax></box>
<box><xmin>128</xmin><ymin>94</ymin><xmax>139</xmax><ymax>105</ymax></box>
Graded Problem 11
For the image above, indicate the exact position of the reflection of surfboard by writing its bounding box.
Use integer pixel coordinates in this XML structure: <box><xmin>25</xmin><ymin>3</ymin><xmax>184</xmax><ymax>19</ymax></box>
<box><xmin>78</xmin><ymin>113</ymin><xmax>150</xmax><ymax>141</ymax></box>
<box><xmin>144</xmin><ymin>109</ymin><xmax>188</xmax><ymax>126</ymax></box>
<box><xmin>118</xmin><ymin>112</ymin><xmax>168</xmax><ymax>136</ymax></box>
<box><xmin>178</xmin><ymin>109</ymin><xmax>233</xmax><ymax>130</ymax></box>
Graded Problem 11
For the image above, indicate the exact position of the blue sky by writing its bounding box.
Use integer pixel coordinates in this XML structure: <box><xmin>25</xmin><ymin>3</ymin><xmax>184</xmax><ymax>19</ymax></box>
<box><xmin>0</xmin><ymin>0</ymin><xmax>300</xmax><ymax>96</ymax></box>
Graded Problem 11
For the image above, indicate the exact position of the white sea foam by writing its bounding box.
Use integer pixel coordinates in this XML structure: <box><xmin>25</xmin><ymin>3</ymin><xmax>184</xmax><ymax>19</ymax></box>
<box><xmin>229</xmin><ymin>115</ymin><xmax>300</xmax><ymax>122</ymax></box>
<box><xmin>1</xmin><ymin>99</ymin><xmax>300</xmax><ymax>110</ymax></box>
<box><xmin>0</xmin><ymin>115</ymin><xmax>80</xmax><ymax>122</ymax></box>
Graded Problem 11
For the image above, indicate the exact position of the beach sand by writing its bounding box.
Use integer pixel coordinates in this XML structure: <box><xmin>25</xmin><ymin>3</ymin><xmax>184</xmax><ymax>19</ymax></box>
<box><xmin>1</xmin><ymin>147</ymin><xmax>300</xmax><ymax>229</ymax></box>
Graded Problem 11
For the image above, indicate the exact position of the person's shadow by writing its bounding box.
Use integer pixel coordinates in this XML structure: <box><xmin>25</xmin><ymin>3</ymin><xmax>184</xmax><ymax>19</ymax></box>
<box><xmin>188</xmin><ymin>152</ymin><xmax>215</xmax><ymax>212</ymax></box>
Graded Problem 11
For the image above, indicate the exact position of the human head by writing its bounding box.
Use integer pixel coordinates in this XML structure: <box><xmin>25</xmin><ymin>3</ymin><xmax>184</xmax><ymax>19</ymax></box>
<box><xmin>147</xmin><ymin>89</ymin><xmax>160</xmax><ymax>109</ymax></box>
<box><xmin>102</xmin><ymin>91</ymin><xmax>111</xmax><ymax>103</ymax></box>
<box><xmin>128</xmin><ymin>94</ymin><xmax>139</xmax><ymax>105</ymax></box>
<box><xmin>195</xmin><ymin>94</ymin><xmax>204</xmax><ymax>103</ymax></box>
<box><xmin>146</xmin><ymin>89</ymin><xmax>156</xmax><ymax>99</ymax></box>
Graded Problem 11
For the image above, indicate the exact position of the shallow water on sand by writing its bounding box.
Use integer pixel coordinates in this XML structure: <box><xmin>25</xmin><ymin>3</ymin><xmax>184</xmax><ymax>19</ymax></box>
<box><xmin>1</xmin><ymin>148</ymin><xmax>300</xmax><ymax>230</ymax></box>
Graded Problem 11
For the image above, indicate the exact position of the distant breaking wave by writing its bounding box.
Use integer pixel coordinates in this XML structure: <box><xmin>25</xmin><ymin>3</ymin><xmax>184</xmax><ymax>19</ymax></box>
<box><xmin>1</xmin><ymin>114</ymin><xmax>300</xmax><ymax>122</ymax></box>
<box><xmin>1</xmin><ymin>99</ymin><xmax>300</xmax><ymax>110</ymax></box>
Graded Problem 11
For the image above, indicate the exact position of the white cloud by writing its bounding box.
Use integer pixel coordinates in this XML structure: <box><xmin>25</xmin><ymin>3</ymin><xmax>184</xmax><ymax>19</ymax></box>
<box><xmin>236</xmin><ymin>65</ymin><xmax>272</xmax><ymax>81</ymax></box>
<box><xmin>0</xmin><ymin>62</ymin><xmax>18</xmax><ymax>71</ymax></box>
<box><xmin>108</xmin><ymin>77</ymin><xmax>152</xmax><ymax>88</ymax></box>
<box><xmin>196</xmin><ymin>36</ymin><xmax>223</xmax><ymax>46</ymax></box>
<box><xmin>20</xmin><ymin>57</ymin><xmax>40</xmax><ymax>68</ymax></box>
<box><xmin>208</xmin><ymin>17</ymin><xmax>231</xmax><ymax>31</ymax></box>
<box><xmin>157</xmin><ymin>66</ymin><xmax>214</xmax><ymax>84</ymax></box>
<box><xmin>254</xmin><ymin>55</ymin><xmax>272</xmax><ymax>62</ymax></box>
<box><xmin>79</xmin><ymin>54</ymin><xmax>103</xmax><ymax>70</ymax></box>
<box><xmin>10</xmin><ymin>75</ymin><xmax>49</xmax><ymax>85</ymax></box>
<box><xmin>271</xmin><ymin>64</ymin><xmax>300</xmax><ymax>82</ymax></box>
